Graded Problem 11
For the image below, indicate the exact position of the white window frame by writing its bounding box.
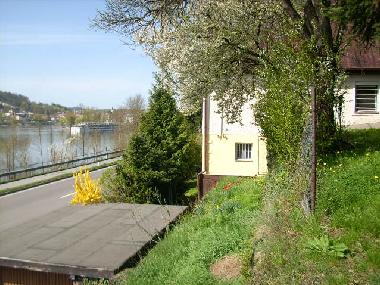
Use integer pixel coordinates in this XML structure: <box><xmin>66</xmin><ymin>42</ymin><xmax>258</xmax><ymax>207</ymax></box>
<box><xmin>235</xmin><ymin>143</ymin><xmax>253</xmax><ymax>161</ymax></box>
<box><xmin>355</xmin><ymin>83</ymin><xmax>379</xmax><ymax>113</ymax></box>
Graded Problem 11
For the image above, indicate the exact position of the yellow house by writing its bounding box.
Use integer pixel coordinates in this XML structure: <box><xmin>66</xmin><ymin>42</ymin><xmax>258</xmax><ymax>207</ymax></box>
<box><xmin>200</xmin><ymin>95</ymin><xmax>267</xmax><ymax>195</ymax></box>
<box><xmin>200</xmin><ymin>46</ymin><xmax>380</xmax><ymax>196</ymax></box>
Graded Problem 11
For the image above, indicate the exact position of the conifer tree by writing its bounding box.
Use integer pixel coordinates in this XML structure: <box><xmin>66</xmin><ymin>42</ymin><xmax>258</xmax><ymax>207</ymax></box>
<box><xmin>103</xmin><ymin>80</ymin><xmax>200</xmax><ymax>204</ymax></box>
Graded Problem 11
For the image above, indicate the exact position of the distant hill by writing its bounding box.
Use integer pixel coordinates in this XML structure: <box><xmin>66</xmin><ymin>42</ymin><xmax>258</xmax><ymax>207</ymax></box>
<box><xmin>0</xmin><ymin>91</ymin><xmax>68</xmax><ymax>114</ymax></box>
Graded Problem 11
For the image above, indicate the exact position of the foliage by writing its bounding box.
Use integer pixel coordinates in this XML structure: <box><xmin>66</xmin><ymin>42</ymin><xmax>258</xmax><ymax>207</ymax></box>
<box><xmin>112</xmin><ymin>177</ymin><xmax>262</xmax><ymax>285</ymax></box>
<box><xmin>101</xmin><ymin>81</ymin><xmax>201</xmax><ymax>204</ymax></box>
<box><xmin>251</xmin><ymin>129</ymin><xmax>380</xmax><ymax>284</ymax></box>
<box><xmin>95</xmin><ymin>0</ymin><xmax>289</xmax><ymax>121</ymax></box>
<box><xmin>329</xmin><ymin>0</ymin><xmax>380</xmax><ymax>43</ymax></box>
<box><xmin>0</xmin><ymin>90</ymin><xmax>67</xmax><ymax>114</ymax></box>
<box><xmin>94</xmin><ymin>0</ymin><xmax>351</xmax><ymax>163</ymax></box>
<box><xmin>60</xmin><ymin>111</ymin><xmax>77</xmax><ymax>127</ymax></box>
<box><xmin>305</xmin><ymin>235</ymin><xmax>349</xmax><ymax>258</ymax></box>
<box><xmin>77</xmin><ymin>108</ymin><xmax>104</xmax><ymax>123</ymax></box>
<box><xmin>71</xmin><ymin>168</ymin><xmax>102</xmax><ymax>205</ymax></box>
<box><xmin>254</xmin><ymin>40</ymin><xmax>312</xmax><ymax>166</ymax></box>
<box><xmin>110</xmin><ymin>94</ymin><xmax>145</xmax><ymax>149</ymax></box>
<box><xmin>183</xmin><ymin>180</ymin><xmax>198</xmax><ymax>204</ymax></box>
<box><xmin>98</xmin><ymin>167</ymin><xmax>131</xmax><ymax>202</ymax></box>
<box><xmin>184</xmin><ymin>187</ymin><xmax>198</xmax><ymax>198</ymax></box>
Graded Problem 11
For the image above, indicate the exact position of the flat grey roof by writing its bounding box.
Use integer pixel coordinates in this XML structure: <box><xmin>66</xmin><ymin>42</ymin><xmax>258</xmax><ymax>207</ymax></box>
<box><xmin>0</xmin><ymin>203</ymin><xmax>187</xmax><ymax>278</ymax></box>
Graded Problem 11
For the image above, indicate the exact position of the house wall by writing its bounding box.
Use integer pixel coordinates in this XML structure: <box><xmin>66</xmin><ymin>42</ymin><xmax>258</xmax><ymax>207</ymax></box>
<box><xmin>342</xmin><ymin>73</ymin><xmax>380</xmax><ymax>127</ymax></box>
<box><xmin>203</xmin><ymin>72</ymin><xmax>380</xmax><ymax>181</ymax></box>
<box><xmin>204</xmin><ymin>97</ymin><xmax>267</xmax><ymax>176</ymax></box>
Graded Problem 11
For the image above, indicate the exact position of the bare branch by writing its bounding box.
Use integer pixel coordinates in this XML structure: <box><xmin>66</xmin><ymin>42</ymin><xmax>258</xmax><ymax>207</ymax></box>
<box><xmin>281</xmin><ymin>0</ymin><xmax>301</xmax><ymax>20</ymax></box>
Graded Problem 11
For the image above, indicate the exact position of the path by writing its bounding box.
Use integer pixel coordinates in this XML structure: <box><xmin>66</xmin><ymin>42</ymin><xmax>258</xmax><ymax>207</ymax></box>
<box><xmin>0</xmin><ymin>167</ymin><xmax>108</xmax><ymax>232</ymax></box>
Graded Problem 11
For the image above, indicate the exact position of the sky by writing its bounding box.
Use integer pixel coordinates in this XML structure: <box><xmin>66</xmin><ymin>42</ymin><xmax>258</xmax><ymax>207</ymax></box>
<box><xmin>0</xmin><ymin>0</ymin><xmax>157</xmax><ymax>109</ymax></box>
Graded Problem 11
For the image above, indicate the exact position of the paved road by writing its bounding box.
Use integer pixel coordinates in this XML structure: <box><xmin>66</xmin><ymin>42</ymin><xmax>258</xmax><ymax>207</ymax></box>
<box><xmin>0</xmin><ymin>168</ymin><xmax>107</xmax><ymax>232</ymax></box>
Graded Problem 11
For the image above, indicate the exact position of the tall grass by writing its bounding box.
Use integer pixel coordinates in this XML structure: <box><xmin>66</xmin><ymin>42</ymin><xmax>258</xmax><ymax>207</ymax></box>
<box><xmin>252</xmin><ymin>129</ymin><xmax>380</xmax><ymax>284</ymax></box>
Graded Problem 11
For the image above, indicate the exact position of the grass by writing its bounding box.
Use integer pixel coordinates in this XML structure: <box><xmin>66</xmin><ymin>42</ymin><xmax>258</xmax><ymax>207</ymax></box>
<box><xmin>113</xmin><ymin>177</ymin><xmax>263</xmax><ymax>285</ymax></box>
<box><xmin>89</xmin><ymin>128</ymin><xmax>379</xmax><ymax>284</ymax></box>
<box><xmin>0</xmin><ymin>161</ymin><xmax>117</xmax><ymax>197</ymax></box>
<box><xmin>251</xmin><ymin>128</ymin><xmax>380</xmax><ymax>284</ymax></box>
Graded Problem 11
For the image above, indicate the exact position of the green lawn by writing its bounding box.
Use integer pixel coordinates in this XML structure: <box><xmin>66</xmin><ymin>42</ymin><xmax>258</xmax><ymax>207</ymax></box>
<box><xmin>114</xmin><ymin>177</ymin><xmax>263</xmax><ymax>285</ymax></box>
<box><xmin>89</xmin><ymin>129</ymin><xmax>380</xmax><ymax>285</ymax></box>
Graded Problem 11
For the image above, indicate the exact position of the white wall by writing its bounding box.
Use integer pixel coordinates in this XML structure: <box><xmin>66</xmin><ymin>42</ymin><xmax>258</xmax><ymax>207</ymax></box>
<box><xmin>204</xmin><ymin>72</ymin><xmax>380</xmax><ymax>177</ymax></box>
<box><xmin>205</xmin><ymin>97</ymin><xmax>267</xmax><ymax>176</ymax></box>
<box><xmin>342</xmin><ymin>73</ymin><xmax>380</xmax><ymax>127</ymax></box>
<box><xmin>208</xmin><ymin>98</ymin><xmax>261</xmax><ymax>136</ymax></box>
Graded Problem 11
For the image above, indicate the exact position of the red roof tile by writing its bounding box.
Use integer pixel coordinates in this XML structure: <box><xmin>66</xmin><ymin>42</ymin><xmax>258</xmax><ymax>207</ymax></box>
<box><xmin>341</xmin><ymin>43</ymin><xmax>380</xmax><ymax>70</ymax></box>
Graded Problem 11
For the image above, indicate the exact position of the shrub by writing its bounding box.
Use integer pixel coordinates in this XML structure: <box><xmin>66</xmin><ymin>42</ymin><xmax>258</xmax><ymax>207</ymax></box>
<box><xmin>101</xmin><ymin>80</ymin><xmax>201</xmax><ymax>204</ymax></box>
<box><xmin>71</xmin><ymin>168</ymin><xmax>102</xmax><ymax>205</ymax></box>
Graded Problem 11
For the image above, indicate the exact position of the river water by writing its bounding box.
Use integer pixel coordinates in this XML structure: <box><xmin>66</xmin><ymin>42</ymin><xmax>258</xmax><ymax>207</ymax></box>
<box><xmin>0</xmin><ymin>125</ymin><xmax>124</xmax><ymax>173</ymax></box>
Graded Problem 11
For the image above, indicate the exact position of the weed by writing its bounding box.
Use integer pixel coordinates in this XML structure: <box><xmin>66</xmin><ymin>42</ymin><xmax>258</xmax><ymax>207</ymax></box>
<box><xmin>305</xmin><ymin>235</ymin><xmax>349</xmax><ymax>258</ymax></box>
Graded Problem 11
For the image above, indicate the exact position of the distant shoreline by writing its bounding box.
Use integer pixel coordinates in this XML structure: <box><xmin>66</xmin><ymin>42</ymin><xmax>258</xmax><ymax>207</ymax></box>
<box><xmin>0</xmin><ymin>122</ymin><xmax>66</xmax><ymax>128</ymax></box>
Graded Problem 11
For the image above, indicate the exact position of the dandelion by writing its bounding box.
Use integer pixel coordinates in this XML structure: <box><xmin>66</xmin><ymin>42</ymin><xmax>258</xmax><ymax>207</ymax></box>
<box><xmin>374</xmin><ymin>176</ymin><xmax>379</xmax><ymax>179</ymax></box>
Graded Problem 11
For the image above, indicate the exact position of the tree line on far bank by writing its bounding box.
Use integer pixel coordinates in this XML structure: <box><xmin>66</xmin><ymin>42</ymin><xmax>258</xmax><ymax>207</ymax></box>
<box><xmin>0</xmin><ymin>91</ymin><xmax>67</xmax><ymax>115</ymax></box>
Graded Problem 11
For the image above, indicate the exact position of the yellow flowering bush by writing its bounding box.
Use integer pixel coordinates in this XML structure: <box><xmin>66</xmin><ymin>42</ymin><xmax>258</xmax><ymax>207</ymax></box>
<box><xmin>71</xmin><ymin>168</ymin><xmax>102</xmax><ymax>205</ymax></box>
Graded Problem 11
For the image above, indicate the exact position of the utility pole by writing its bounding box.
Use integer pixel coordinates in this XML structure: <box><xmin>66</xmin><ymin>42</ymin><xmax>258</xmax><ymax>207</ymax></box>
<box><xmin>310</xmin><ymin>87</ymin><xmax>317</xmax><ymax>212</ymax></box>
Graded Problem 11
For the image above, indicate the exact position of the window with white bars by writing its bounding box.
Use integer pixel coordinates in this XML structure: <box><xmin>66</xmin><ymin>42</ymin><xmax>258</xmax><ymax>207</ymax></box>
<box><xmin>235</xmin><ymin>143</ymin><xmax>252</xmax><ymax>160</ymax></box>
<box><xmin>355</xmin><ymin>85</ymin><xmax>378</xmax><ymax>113</ymax></box>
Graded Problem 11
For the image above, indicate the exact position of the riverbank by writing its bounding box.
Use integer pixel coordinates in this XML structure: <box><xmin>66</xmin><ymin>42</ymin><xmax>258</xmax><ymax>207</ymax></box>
<box><xmin>0</xmin><ymin>157</ymin><xmax>120</xmax><ymax>197</ymax></box>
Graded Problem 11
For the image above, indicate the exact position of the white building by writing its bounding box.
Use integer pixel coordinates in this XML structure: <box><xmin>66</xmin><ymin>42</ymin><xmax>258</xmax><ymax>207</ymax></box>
<box><xmin>341</xmin><ymin>46</ymin><xmax>380</xmax><ymax>128</ymax></box>
<box><xmin>199</xmin><ymin>46</ymin><xmax>380</xmax><ymax>195</ymax></box>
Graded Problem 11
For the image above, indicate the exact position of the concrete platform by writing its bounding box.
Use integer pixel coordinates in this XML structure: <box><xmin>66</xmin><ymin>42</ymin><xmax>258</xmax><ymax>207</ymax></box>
<box><xmin>0</xmin><ymin>203</ymin><xmax>187</xmax><ymax>279</ymax></box>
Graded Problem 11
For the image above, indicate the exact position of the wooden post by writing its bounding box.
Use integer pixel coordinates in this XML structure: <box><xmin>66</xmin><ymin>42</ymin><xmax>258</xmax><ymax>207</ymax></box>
<box><xmin>310</xmin><ymin>87</ymin><xmax>317</xmax><ymax>212</ymax></box>
<box><xmin>197</xmin><ymin>172</ymin><xmax>204</xmax><ymax>199</ymax></box>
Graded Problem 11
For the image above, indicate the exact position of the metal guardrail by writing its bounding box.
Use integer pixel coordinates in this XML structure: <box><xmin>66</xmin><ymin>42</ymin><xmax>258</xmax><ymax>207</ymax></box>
<box><xmin>0</xmin><ymin>149</ymin><xmax>124</xmax><ymax>183</ymax></box>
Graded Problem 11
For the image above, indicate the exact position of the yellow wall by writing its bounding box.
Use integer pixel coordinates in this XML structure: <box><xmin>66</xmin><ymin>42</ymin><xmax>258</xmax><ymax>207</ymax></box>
<box><xmin>207</xmin><ymin>134</ymin><xmax>267</xmax><ymax>176</ymax></box>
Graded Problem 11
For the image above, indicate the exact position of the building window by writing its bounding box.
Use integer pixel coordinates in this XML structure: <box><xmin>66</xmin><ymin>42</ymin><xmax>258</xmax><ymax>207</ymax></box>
<box><xmin>355</xmin><ymin>85</ymin><xmax>378</xmax><ymax>113</ymax></box>
<box><xmin>235</xmin><ymin>143</ymin><xmax>252</xmax><ymax>160</ymax></box>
